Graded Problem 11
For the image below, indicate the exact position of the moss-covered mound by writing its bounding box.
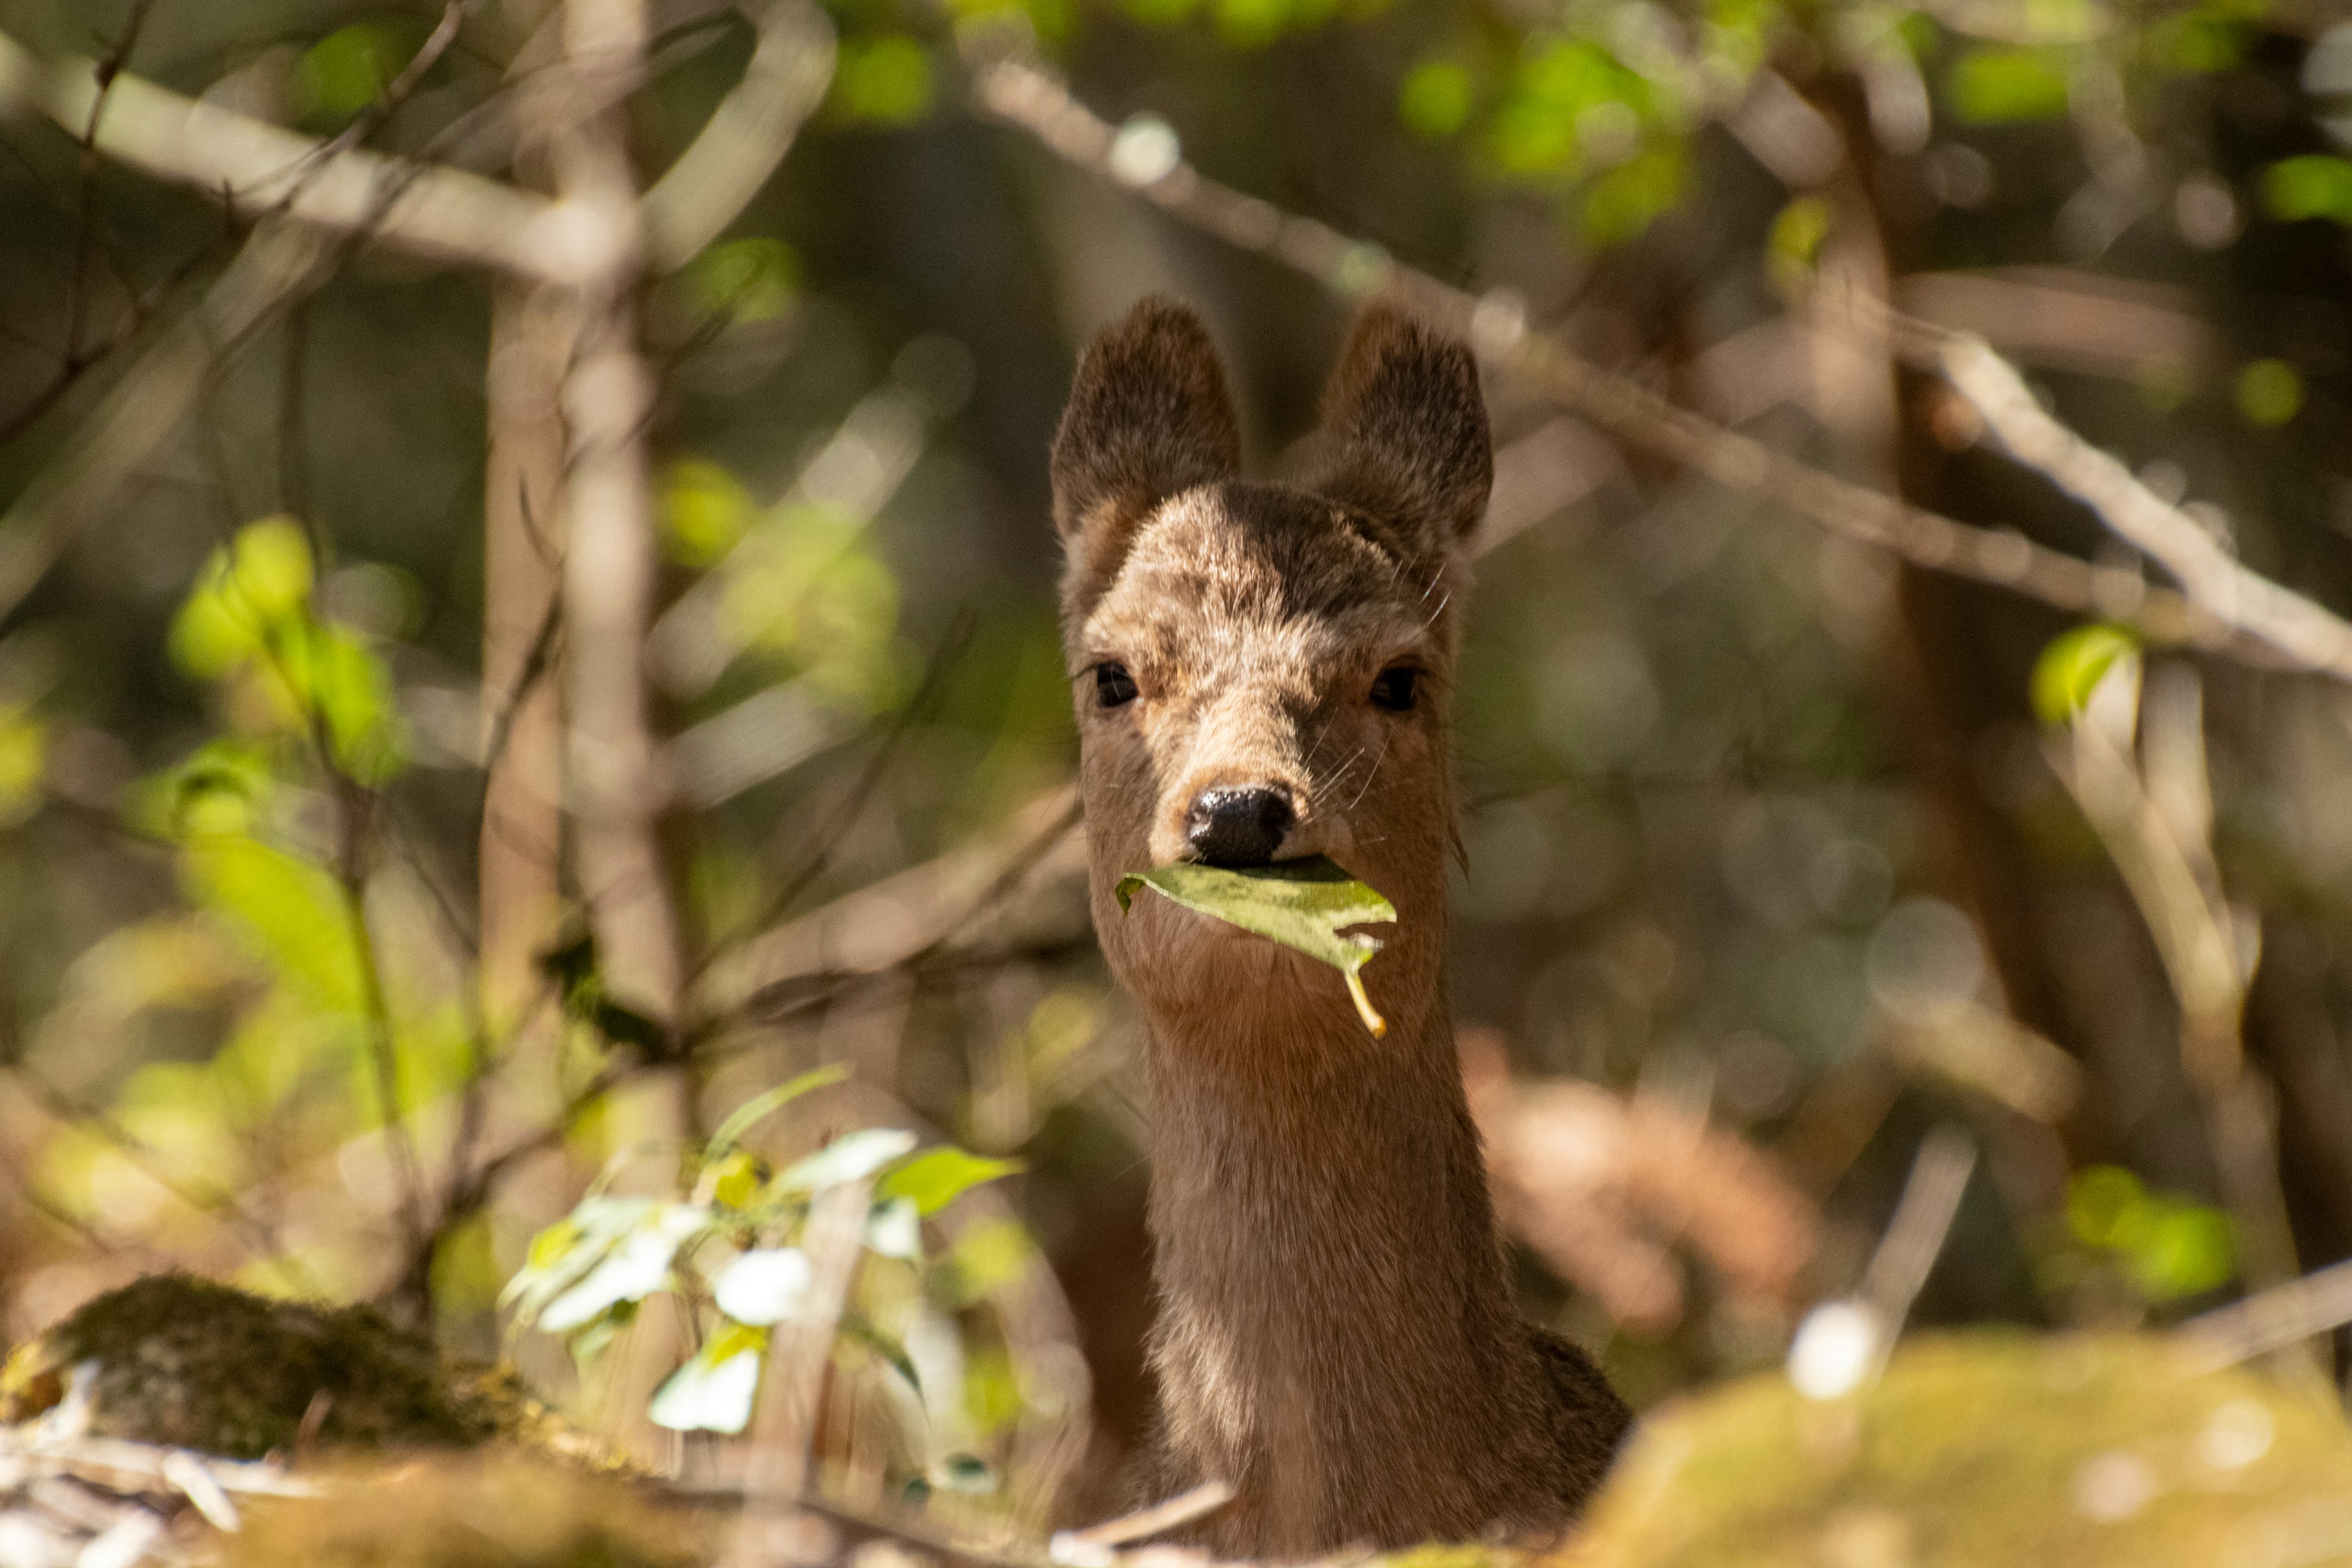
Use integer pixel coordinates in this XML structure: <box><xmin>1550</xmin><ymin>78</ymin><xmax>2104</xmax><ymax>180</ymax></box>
<box><xmin>0</xmin><ymin>1273</ymin><xmax>530</xmax><ymax>1459</ymax></box>
<box><xmin>1570</xmin><ymin>1330</ymin><xmax>2352</xmax><ymax>1568</ymax></box>
<box><xmin>223</xmin><ymin>1453</ymin><xmax>707</xmax><ymax>1568</ymax></box>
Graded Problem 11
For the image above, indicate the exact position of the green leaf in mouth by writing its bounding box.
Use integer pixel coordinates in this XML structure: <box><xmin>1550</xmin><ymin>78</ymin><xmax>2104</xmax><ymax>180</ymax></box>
<box><xmin>1114</xmin><ymin>855</ymin><xmax>1398</xmax><ymax>1037</ymax></box>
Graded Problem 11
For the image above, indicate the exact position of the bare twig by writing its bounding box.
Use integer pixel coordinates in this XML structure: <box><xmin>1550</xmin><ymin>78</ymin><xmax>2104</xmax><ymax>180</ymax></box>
<box><xmin>1050</xmin><ymin>1482</ymin><xmax>1237</xmax><ymax>1564</ymax></box>
<box><xmin>2184</xmin><ymin>1254</ymin><xmax>2352</xmax><ymax>1373</ymax></box>
<box><xmin>1858</xmin><ymin>1123</ymin><xmax>1977</xmax><ymax>1333</ymax></box>
<box><xmin>739</xmin><ymin>1178</ymin><xmax>869</xmax><ymax>1517</ymax></box>
<box><xmin>966</xmin><ymin>53</ymin><xmax>2290</xmax><ymax>670</ymax></box>
<box><xmin>0</xmin><ymin>220</ymin><xmax>330</xmax><ymax>630</ymax></box>
<box><xmin>1937</xmin><ymin>334</ymin><xmax>2352</xmax><ymax>682</ymax></box>
<box><xmin>0</xmin><ymin>27</ymin><xmax>592</xmax><ymax>282</ymax></box>
<box><xmin>552</xmin><ymin>0</ymin><xmax>682</xmax><ymax>1038</ymax></box>
<box><xmin>2047</xmin><ymin>656</ymin><xmax>2321</xmax><ymax>1384</ymax></box>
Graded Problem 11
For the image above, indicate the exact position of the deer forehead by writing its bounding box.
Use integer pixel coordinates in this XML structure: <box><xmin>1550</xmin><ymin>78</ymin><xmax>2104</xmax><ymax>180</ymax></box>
<box><xmin>1076</xmin><ymin>484</ymin><xmax>1453</xmax><ymax>687</ymax></box>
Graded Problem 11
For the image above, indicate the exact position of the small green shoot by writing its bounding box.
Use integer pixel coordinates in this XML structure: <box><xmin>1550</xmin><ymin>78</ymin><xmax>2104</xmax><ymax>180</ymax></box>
<box><xmin>1115</xmin><ymin>856</ymin><xmax>1397</xmax><ymax>1037</ymax></box>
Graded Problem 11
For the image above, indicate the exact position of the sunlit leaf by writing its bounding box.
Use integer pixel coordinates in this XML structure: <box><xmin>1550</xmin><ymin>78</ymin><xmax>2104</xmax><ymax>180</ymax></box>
<box><xmin>707</xmin><ymin>1065</ymin><xmax>850</xmax><ymax>1163</ymax></box>
<box><xmin>865</xmin><ymin>1196</ymin><xmax>922</xmax><ymax>1261</ymax></box>
<box><xmin>648</xmin><ymin>1322</ymin><xmax>766</xmax><ymax>1434</ymax></box>
<box><xmin>837</xmin><ymin>36</ymin><xmax>932</xmax><ymax>126</ymax></box>
<box><xmin>1948</xmin><ymin>47</ymin><xmax>2072</xmax><ymax>124</ymax></box>
<box><xmin>2236</xmin><ymin>358</ymin><xmax>2304</xmax><ymax>426</ymax></box>
<box><xmin>538</xmin><ymin>1203</ymin><xmax>709</xmax><ymax>1332</ymax></box>
<box><xmin>2030</xmin><ymin>624</ymin><xmax>2139</xmax><ymax>726</ymax></box>
<box><xmin>663</xmin><ymin>460</ymin><xmax>756</xmax><ymax>568</ymax></box>
<box><xmin>0</xmin><ymin>709</ymin><xmax>48</xmax><ymax>827</ymax></box>
<box><xmin>1116</xmin><ymin>856</ymin><xmax>1396</xmax><ymax>1036</ymax></box>
<box><xmin>170</xmin><ymin>518</ymin><xmax>315</xmax><ymax>680</ymax></box>
<box><xmin>772</xmin><ymin>1127</ymin><xmax>918</xmax><ymax>1194</ymax></box>
<box><xmin>1400</xmin><ymin>60</ymin><xmax>1474</xmax><ymax>139</ymax></box>
<box><xmin>875</xmin><ymin>1147</ymin><xmax>1022</xmax><ymax>1218</ymax></box>
<box><xmin>2263</xmin><ymin>155</ymin><xmax>2352</xmax><ymax>225</ymax></box>
<box><xmin>296</xmin><ymin>24</ymin><xmax>400</xmax><ymax>123</ymax></box>
<box><xmin>685</xmin><ymin>241</ymin><xmax>799</xmax><ymax>329</ymax></box>
<box><xmin>712</xmin><ymin>1246</ymin><xmax>813</xmax><ymax>1325</ymax></box>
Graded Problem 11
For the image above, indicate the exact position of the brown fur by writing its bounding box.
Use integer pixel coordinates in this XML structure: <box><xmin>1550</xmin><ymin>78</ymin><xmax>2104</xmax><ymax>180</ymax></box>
<box><xmin>1050</xmin><ymin>298</ymin><xmax>1631</xmax><ymax>1556</ymax></box>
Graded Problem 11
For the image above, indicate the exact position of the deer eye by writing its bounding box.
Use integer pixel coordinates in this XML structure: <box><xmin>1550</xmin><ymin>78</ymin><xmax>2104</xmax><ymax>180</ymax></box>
<box><xmin>1095</xmin><ymin>662</ymin><xmax>1139</xmax><ymax>709</ymax></box>
<box><xmin>1370</xmin><ymin>666</ymin><xmax>1419</xmax><ymax>712</ymax></box>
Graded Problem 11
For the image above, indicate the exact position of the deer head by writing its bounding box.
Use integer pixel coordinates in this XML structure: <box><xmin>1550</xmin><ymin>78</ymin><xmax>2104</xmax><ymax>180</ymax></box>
<box><xmin>1051</xmin><ymin>297</ymin><xmax>1491</xmax><ymax>1043</ymax></box>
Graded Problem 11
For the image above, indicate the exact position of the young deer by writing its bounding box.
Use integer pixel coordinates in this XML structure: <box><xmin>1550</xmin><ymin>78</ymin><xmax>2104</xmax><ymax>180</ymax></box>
<box><xmin>1050</xmin><ymin>298</ymin><xmax>1631</xmax><ymax>1556</ymax></box>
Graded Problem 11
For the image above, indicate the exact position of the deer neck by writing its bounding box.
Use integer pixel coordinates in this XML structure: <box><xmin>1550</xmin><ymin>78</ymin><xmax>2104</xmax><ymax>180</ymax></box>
<box><xmin>1137</xmin><ymin>973</ymin><xmax>1546</xmax><ymax>1549</ymax></box>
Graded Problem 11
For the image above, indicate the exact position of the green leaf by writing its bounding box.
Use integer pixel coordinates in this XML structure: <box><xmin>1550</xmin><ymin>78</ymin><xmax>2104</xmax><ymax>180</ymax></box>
<box><xmin>1115</xmin><ymin>856</ymin><xmax>1395</xmax><ymax>1036</ymax></box>
<box><xmin>537</xmin><ymin>1202</ymin><xmax>709</xmax><ymax>1333</ymax></box>
<box><xmin>865</xmin><ymin>1196</ymin><xmax>922</xmax><ymax>1262</ymax></box>
<box><xmin>2262</xmin><ymin>155</ymin><xmax>2352</xmax><ymax>225</ymax></box>
<box><xmin>1948</xmin><ymin>47</ymin><xmax>2072</xmax><ymax>124</ymax></box>
<box><xmin>296</xmin><ymin>24</ymin><xmax>400</xmax><ymax>123</ymax></box>
<box><xmin>2236</xmin><ymin>359</ymin><xmax>2303</xmax><ymax>426</ymax></box>
<box><xmin>836</xmin><ymin>36</ymin><xmax>932</xmax><ymax>126</ymax></box>
<box><xmin>707</xmin><ymin>1065</ymin><xmax>850</xmax><ymax>1163</ymax></box>
<box><xmin>648</xmin><ymin>1321</ymin><xmax>767</xmax><ymax>1434</ymax></box>
<box><xmin>875</xmin><ymin>1147</ymin><xmax>1022</xmax><ymax>1217</ymax></box>
<box><xmin>712</xmin><ymin>1246</ymin><xmax>813</xmax><ymax>1325</ymax></box>
<box><xmin>1399</xmin><ymin>60</ymin><xmax>1474</xmax><ymax>139</ymax></box>
<box><xmin>2030</xmin><ymin>624</ymin><xmax>2139</xmax><ymax>726</ymax></box>
<box><xmin>684</xmin><ymin>241</ymin><xmax>799</xmax><ymax>329</ymax></box>
<box><xmin>772</xmin><ymin>1126</ymin><xmax>918</xmax><ymax>1194</ymax></box>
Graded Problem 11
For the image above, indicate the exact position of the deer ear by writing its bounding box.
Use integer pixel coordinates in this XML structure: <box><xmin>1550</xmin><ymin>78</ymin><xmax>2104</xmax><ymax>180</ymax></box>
<box><xmin>1050</xmin><ymin>297</ymin><xmax>1240</xmax><ymax>606</ymax></box>
<box><xmin>1313</xmin><ymin>301</ymin><xmax>1490</xmax><ymax>552</ymax></box>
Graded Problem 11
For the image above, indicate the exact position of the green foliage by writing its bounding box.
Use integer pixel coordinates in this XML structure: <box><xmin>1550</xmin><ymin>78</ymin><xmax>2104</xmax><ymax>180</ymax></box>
<box><xmin>2235</xmin><ymin>359</ymin><xmax>2304</xmax><ymax>426</ymax></box>
<box><xmin>170</xmin><ymin>518</ymin><xmax>405</xmax><ymax>784</ymax></box>
<box><xmin>1948</xmin><ymin>47</ymin><xmax>2074</xmax><ymax>124</ymax></box>
<box><xmin>505</xmin><ymin>1078</ymin><xmax>1016</xmax><ymax>1464</ymax></box>
<box><xmin>2067</xmin><ymin>1166</ymin><xmax>2237</xmax><ymax>1302</ymax></box>
<box><xmin>1116</xmin><ymin>856</ymin><xmax>1396</xmax><ymax>1035</ymax></box>
<box><xmin>662</xmin><ymin>459</ymin><xmax>757</xmax><ymax>568</ymax></box>
<box><xmin>835</xmin><ymin>37</ymin><xmax>933</xmax><ymax>126</ymax></box>
<box><xmin>2261</xmin><ymin>155</ymin><xmax>2352</xmax><ymax>225</ymax></box>
<box><xmin>1766</xmin><ymin>195</ymin><xmax>1832</xmax><ymax>295</ymax></box>
<box><xmin>685</xmin><ymin>237</ymin><xmax>800</xmax><ymax>326</ymax></box>
<box><xmin>715</xmin><ymin>499</ymin><xmax>910</xmax><ymax>714</ymax></box>
<box><xmin>2031</xmin><ymin>624</ymin><xmax>2139</xmax><ymax>726</ymax></box>
<box><xmin>295</xmin><ymin>24</ymin><xmax>402</xmax><ymax>126</ymax></box>
<box><xmin>1399</xmin><ymin>59</ymin><xmax>1474</xmax><ymax>140</ymax></box>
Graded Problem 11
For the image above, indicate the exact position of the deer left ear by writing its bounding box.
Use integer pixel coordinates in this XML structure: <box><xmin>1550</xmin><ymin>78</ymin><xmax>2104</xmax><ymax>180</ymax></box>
<box><xmin>1312</xmin><ymin>301</ymin><xmax>1491</xmax><ymax>552</ymax></box>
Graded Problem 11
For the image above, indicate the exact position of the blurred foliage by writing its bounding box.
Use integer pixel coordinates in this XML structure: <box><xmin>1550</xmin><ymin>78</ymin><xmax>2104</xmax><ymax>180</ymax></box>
<box><xmin>0</xmin><ymin>0</ymin><xmax>2348</xmax><ymax>1537</ymax></box>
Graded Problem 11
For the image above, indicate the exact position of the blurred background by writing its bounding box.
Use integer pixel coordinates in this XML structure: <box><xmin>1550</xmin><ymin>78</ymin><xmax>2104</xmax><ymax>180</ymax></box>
<box><xmin>1</xmin><ymin>0</ymin><xmax>2351</xmax><ymax>1532</ymax></box>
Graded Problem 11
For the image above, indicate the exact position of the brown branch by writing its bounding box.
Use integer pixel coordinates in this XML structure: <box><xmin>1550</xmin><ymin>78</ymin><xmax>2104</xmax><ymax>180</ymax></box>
<box><xmin>0</xmin><ymin>27</ymin><xmax>592</xmax><ymax>282</ymax></box>
<box><xmin>1935</xmin><ymin>334</ymin><xmax>2352</xmax><ymax>681</ymax></box>
<box><xmin>966</xmin><ymin>53</ymin><xmax>2293</xmax><ymax>671</ymax></box>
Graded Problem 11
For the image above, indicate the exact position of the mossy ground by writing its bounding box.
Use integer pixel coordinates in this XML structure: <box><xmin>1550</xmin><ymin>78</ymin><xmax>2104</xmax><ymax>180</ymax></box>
<box><xmin>0</xmin><ymin>1273</ymin><xmax>595</xmax><ymax>1463</ymax></box>
<box><xmin>1566</xmin><ymin>1330</ymin><xmax>2352</xmax><ymax>1568</ymax></box>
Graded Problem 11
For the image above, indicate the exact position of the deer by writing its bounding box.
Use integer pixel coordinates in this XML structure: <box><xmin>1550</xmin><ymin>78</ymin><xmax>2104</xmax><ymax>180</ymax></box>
<box><xmin>1049</xmin><ymin>296</ymin><xmax>1632</xmax><ymax>1557</ymax></box>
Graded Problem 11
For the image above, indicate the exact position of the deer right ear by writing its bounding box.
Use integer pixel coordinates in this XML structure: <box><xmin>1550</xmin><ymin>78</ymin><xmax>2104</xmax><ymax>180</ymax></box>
<box><xmin>1050</xmin><ymin>297</ymin><xmax>1240</xmax><ymax>608</ymax></box>
<box><xmin>1312</xmin><ymin>300</ymin><xmax>1491</xmax><ymax>556</ymax></box>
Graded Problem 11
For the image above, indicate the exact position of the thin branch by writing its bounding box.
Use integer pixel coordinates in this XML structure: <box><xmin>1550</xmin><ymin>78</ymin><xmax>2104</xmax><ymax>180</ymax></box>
<box><xmin>552</xmin><ymin>0</ymin><xmax>682</xmax><ymax>1033</ymax></box>
<box><xmin>639</xmin><ymin>0</ymin><xmax>835</xmax><ymax>273</ymax></box>
<box><xmin>966</xmin><ymin>53</ymin><xmax>2293</xmax><ymax>671</ymax></box>
<box><xmin>0</xmin><ymin>26</ymin><xmax>594</xmax><ymax>283</ymax></box>
<box><xmin>61</xmin><ymin>0</ymin><xmax>161</xmax><ymax>375</ymax></box>
<box><xmin>1936</xmin><ymin>333</ymin><xmax>2352</xmax><ymax>681</ymax></box>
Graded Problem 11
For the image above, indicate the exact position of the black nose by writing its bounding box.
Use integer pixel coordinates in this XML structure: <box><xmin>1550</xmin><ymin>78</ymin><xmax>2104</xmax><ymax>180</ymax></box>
<box><xmin>1186</xmin><ymin>786</ymin><xmax>1295</xmax><ymax>868</ymax></box>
